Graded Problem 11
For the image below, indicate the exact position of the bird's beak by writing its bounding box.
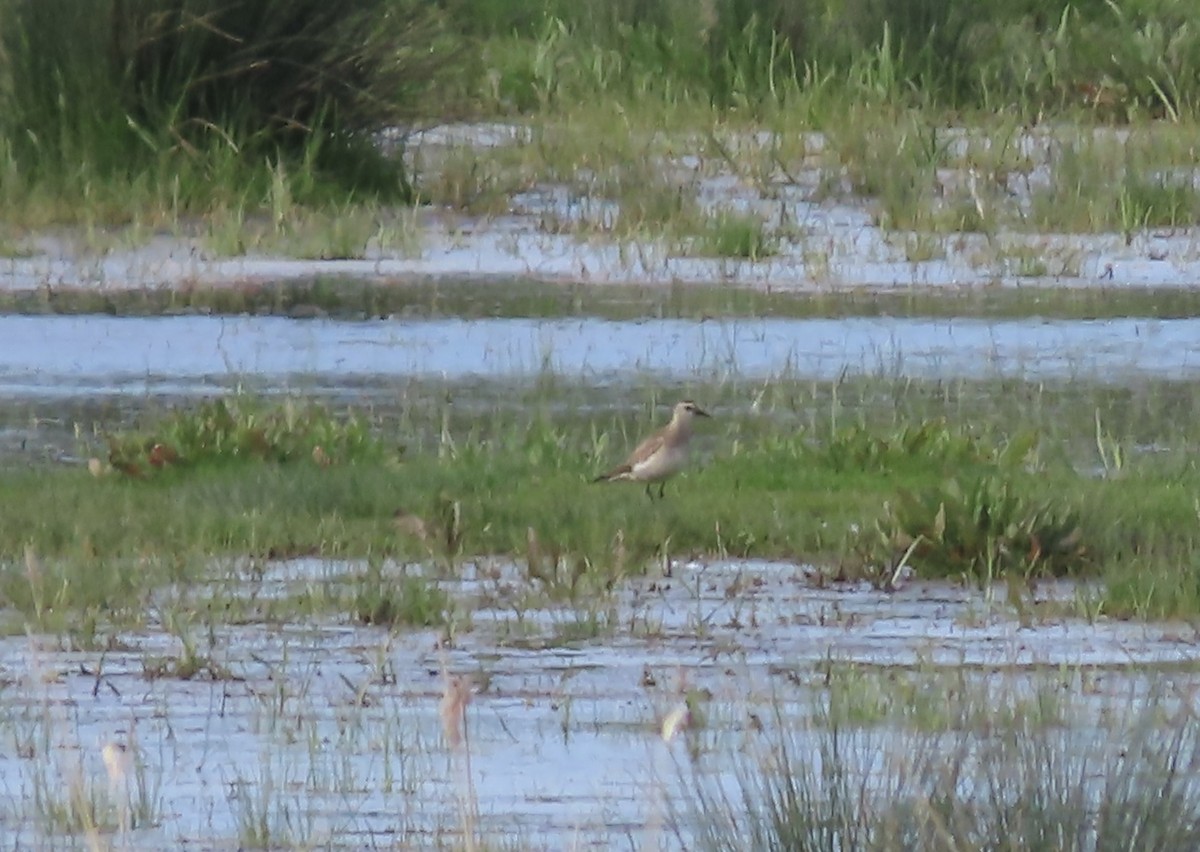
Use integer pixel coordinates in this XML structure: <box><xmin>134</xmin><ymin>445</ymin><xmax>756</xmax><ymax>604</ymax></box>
<box><xmin>695</xmin><ymin>407</ymin><xmax>711</xmax><ymax>418</ymax></box>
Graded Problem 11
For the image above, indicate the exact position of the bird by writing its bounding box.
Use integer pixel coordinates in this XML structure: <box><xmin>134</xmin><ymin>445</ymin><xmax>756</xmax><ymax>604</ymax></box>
<box><xmin>592</xmin><ymin>400</ymin><xmax>710</xmax><ymax>499</ymax></box>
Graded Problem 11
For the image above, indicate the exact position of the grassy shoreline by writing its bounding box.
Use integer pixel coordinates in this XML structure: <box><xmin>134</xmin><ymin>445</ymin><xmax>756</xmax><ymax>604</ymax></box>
<box><xmin>5</xmin><ymin>277</ymin><xmax>1200</xmax><ymax>321</ymax></box>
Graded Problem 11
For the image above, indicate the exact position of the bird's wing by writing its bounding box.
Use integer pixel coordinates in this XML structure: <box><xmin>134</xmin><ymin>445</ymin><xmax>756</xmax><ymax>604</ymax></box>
<box><xmin>595</xmin><ymin>431</ymin><xmax>664</xmax><ymax>481</ymax></box>
<box><xmin>629</xmin><ymin>431</ymin><xmax>665</xmax><ymax>462</ymax></box>
<box><xmin>623</xmin><ymin>431</ymin><xmax>666</xmax><ymax>473</ymax></box>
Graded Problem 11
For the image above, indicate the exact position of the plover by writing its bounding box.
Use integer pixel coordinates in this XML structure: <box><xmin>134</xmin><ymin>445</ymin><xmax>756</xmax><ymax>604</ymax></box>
<box><xmin>593</xmin><ymin>400</ymin><xmax>710</xmax><ymax>499</ymax></box>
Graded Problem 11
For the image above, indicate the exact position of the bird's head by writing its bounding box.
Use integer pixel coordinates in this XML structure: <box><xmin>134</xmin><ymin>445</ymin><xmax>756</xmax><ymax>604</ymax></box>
<box><xmin>674</xmin><ymin>400</ymin><xmax>711</xmax><ymax>421</ymax></box>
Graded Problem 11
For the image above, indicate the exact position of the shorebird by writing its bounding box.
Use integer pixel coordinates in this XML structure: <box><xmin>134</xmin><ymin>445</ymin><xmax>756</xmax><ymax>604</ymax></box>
<box><xmin>592</xmin><ymin>400</ymin><xmax>710</xmax><ymax>499</ymax></box>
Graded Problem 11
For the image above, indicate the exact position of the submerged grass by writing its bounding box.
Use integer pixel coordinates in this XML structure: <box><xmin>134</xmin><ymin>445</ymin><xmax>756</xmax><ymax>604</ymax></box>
<box><xmin>680</xmin><ymin>671</ymin><xmax>1200</xmax><ymax>852</ymax></box>
<box><xmin>17</xmin><ymin>597</ymin><xmax>1186</xmax><ymax>849</ymax></box>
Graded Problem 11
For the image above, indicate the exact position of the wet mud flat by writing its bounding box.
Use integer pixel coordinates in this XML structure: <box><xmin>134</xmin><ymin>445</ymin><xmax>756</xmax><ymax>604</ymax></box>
<box><xmin>1</xmin><ymin>558</ymin><xmax>1197</xmax><ymax>849</ymax></box>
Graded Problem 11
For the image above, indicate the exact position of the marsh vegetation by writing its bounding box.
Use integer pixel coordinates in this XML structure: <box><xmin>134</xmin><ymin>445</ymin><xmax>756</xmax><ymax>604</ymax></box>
<box><xmin>4</xmin><ymin>303</ymin><xmax>1200</xmax><ymax>844</ymax></box>
<box><xmin>3</xmin><ymin>0</ymin><xmax>1200</xmax><ymax>264</ymax></box>
<box><xmin>6</xmin><ymin>358</ymin><xmax>1200</xmax><ymax>623</ymax></box>
<box><xmin>4</xmin><ymin>0</ymin><xmax>1200</xmax><ymax>848</ymax></box>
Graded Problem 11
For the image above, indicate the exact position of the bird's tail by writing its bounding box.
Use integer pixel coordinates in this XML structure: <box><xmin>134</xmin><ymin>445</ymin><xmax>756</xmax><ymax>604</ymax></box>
<box><xmin>592</xmin><ymin>464</ymin><xmax>629</xmax><ymax>483</ymax></box>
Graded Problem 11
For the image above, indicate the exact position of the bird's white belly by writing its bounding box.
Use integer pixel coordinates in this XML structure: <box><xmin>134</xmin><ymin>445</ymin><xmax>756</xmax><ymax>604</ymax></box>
<box><xmin>631</xmin><ymin>445</ymin><xmax>687</xmax><ymax>481</ymax></box>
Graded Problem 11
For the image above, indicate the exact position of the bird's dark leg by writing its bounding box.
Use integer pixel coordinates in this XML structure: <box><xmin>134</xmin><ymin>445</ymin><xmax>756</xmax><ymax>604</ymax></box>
<box><xmin>658</xmin><ymin>481</ymin><xmax>666</xmax><ymax>499</ymax></box>
<box><xmin>645</xmin><ymin>483</ymin><xmax>655</xmax><ymax>500</ymax></box>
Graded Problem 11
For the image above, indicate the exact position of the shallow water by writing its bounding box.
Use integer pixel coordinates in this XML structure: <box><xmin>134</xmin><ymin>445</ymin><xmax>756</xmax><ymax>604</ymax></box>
<box><xmin>3</xmin><ymin>313</ymin><xmax>1199</xmax><ymax>400</ymax></box>
<box><xmin>7</xmin><ymin>123</ymin><xmax>1200</xmax><ymax>296</ymax></box>
<box><xmin>0</xmin><ymin>559</ymin><xmax>1196</xmax><ymax>849</ymax></box>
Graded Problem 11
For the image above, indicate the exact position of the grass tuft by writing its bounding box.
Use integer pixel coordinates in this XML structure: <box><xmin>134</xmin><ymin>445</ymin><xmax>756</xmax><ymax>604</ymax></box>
<box><xmin>101</xmin><ymin>396</ymin><xmax>395</xmax><ymax>477</ymax></box>
<box><xmin>352</xmin><ymin>566</ymin><xmax>449</xmax><ymax>628</ymax></box>
<box><xmin>681</xmin><ymin>673</ymin><xmax>1200</xmax><ymax>851</ymax></box>
<box><xmin>697</xmin><ymin>209</ymin><xmax>777</xmax><ymax>260</ymax></box>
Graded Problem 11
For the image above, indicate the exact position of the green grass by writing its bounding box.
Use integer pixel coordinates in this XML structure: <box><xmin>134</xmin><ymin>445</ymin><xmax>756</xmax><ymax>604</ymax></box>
<box><xmin>0</xmin><ymin>0</ymin><xmax>468</xmax><ymax>232</ymax></box>
<box><xmin>680</xmin><ymin>668</ymin><xmax>1200</xmax><ymax>852</ymax></box>
<box><xmin>1026</xmin><ymin>130</ymin><xmax>1200</xmax><ymax>236</ymax></box>
<box><xmin>461</xmin><ymin>0</ymin><xmax>1200</xmax><ymax>120</ymax></box>
<box><xmin>4</xmin><ymin>376</ymin><xmax>1200</xmax><ymax>629</ymax></box>
<box><xmin>696</xmin><ymin>210</ymin><xmax>778</xmax><ymax>260</ymax></box>
<box><xmin>4</xmin><ymin>0</ymin><xmax>1200</xmax><ymax>240</ymax></box>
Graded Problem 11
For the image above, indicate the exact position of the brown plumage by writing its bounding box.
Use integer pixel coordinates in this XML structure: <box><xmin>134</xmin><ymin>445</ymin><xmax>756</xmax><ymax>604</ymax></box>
<box><xmin>593</xmin><ymin>400</ymin><xmax>710</xmax><ymax>499</ymax></box>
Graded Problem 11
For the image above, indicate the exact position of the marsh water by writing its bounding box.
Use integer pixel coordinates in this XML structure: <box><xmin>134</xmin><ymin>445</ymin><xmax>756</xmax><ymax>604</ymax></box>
<box><xmin>2</xmin><ymin>280</ymin><xmax>1200</xmax><ymax>849</ymax></box>
<box><xmin>4</xmin><ymin>312</ymin><xmax>1200</xmax><ymax>399</ymax></box>
<box><xmin>2</xmin><ymin>558</ymin><xmax>1198</xmax><ymax>849</ymax></box>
